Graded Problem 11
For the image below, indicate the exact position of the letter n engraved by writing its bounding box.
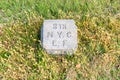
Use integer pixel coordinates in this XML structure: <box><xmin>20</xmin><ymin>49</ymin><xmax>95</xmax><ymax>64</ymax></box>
<box><xmin>47</xmin><ymin>32</ymin><xmax>53</xmax><ymax>38</ymax></box>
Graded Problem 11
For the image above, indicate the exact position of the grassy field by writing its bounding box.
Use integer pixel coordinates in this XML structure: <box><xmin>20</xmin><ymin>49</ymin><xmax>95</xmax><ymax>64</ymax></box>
<box><xmin>0</xmin><ymin>0</ymin><xmax>120</xmax><ymax>80</ymax></box>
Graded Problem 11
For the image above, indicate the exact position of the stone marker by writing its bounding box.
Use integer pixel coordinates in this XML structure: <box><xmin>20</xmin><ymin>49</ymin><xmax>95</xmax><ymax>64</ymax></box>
<box><xmin>41</xmin><ymin>20</ymin><xmax>77</xmax><ymax>54</ymax></box>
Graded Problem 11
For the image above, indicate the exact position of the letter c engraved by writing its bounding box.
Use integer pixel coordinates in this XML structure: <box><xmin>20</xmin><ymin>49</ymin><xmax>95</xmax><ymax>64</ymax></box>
<box><xmin>67</xmin><ymin>32</ymin><xmax>71</xmax><ymax>38</ymax></box>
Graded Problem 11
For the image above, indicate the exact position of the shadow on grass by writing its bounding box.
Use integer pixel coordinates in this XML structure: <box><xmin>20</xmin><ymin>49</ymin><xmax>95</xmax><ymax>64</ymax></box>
<box><xmin>34</xmin><ymin>23</ymin><xmax>44</xmax><ymax>64</ymax></box>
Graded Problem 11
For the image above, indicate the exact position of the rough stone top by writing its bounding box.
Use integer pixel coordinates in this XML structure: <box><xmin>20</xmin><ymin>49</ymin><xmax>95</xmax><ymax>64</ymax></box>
<box><xmin>41</xmin><ymin>20</ymin><xmax>78</xmax><ymax>54</ymax></box>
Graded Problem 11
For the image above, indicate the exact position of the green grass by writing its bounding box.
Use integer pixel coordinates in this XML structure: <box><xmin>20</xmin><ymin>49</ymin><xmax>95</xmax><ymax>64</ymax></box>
<box><xmin>0</xmin><ymin>0</ymin><xmax>120</xmax><ymax>80</ymax></box>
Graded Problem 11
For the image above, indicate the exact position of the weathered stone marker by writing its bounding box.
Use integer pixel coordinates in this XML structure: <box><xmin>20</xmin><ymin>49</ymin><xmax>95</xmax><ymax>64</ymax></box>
<box><xmin>41</xmin><ymin>20</ymin><xmax>77</xmax><ymax>54</ymax></box>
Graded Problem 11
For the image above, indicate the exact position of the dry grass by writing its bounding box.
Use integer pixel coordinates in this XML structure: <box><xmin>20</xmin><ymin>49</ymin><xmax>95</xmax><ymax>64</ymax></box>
<box><xmin>0</xmin><ymin>0</ymin><xmax>120</xmax><ymax>80</ymax></box>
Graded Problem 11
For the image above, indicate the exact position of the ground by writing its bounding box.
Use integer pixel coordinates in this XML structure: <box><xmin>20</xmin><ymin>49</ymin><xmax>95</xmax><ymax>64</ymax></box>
<box><xmin>0</xmin><ymin>0</ymin><xmax>120</xmax><ymax>80</ymax></box>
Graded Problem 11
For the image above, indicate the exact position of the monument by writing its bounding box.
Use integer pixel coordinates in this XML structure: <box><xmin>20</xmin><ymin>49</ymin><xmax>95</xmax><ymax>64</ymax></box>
<box><xmin>41</xmin><ymin>20</ymin><xmax>77</xmax><ymax>54</ymax></box>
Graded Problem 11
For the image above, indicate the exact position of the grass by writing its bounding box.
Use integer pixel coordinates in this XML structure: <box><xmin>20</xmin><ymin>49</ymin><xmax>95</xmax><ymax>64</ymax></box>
<box><xmin>0</xmin><ymin>0</ymin><xmax>120</xmax><ymax>80</ymax></box>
